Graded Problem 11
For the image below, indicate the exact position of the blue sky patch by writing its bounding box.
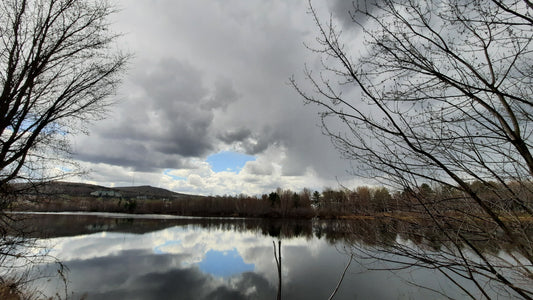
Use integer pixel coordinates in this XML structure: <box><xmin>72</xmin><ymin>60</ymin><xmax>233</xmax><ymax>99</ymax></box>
<box><xmin>206</xmin><ymin>151</ymin><xmax>255</xmax><ymax>173</ymax></box>
<box><xmin>164</xmin><ymin>169</ymin><xmax>186</xmax><ymax>181</ymax></box>
<box><xmin>59</xmin><ymin>166</ymin><xmax>73</xmax><ymax>172</ymax></box>
<box><xmin>198</xmin><ymin>249</ymin><xmax>254</xmax><ymax>277</ymax></box>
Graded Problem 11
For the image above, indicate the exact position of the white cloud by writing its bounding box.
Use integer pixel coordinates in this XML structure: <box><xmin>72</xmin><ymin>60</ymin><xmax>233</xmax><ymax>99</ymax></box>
<box><xmin>65</xmin><ymin>0</ymin><xmax>367</xmax><ymax>195</ymax></box>
<box><xmin>68</xmin><ymin>142</ymin><xmax>366</xmax><ymax>196</ymax></box>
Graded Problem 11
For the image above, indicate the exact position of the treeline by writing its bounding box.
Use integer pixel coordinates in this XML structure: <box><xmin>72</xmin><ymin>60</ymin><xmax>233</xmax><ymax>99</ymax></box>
<box><xmin>13</xmin><ymin>180</ymin><xmax>533</xmax><ymax>218</ymax></box>
<box><xmin>14</xmin><ymin>188</ymin><xmax>315</xmax><ymax>218</ymax></box>
<box><xmin>314</xmin><ymin>180</ymin><xmax>533</xmax><ymax>217</ymax></box>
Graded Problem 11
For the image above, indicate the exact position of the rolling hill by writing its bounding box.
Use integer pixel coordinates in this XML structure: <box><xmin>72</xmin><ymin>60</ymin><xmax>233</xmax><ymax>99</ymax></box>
<box><xmin>14</xmin><ymin>181</ymin><xmax>198</xmax><ymax>200</ymax></box>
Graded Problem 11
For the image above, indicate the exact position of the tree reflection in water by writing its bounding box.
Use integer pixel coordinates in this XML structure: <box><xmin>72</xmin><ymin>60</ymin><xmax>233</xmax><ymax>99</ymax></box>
<box><xmin>10</xmin><ymin>213</ymin><xmax>530</xmax><ymax>299</ymax></box>
<box><xmin>328</xmin><ymin>217</ymin><xmax>532</xmax><ymax>299</ymax></box>
<box><xmin>273</xmin><ymin>240</ymin><xmax>281</xmax><ymax>300</ymax></box>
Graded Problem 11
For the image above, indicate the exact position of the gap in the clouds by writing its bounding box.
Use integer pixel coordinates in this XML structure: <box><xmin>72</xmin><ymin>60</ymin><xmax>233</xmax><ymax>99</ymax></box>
<box><xmin>206</xmin><ymin>151</ymin><xmax>255</xmax><ymax>173</ymax></box>
<box><xmin>164</xmin><ymin>169</ymin><xmax>187</xmax><ymax>181</ymax></box>
<box><xmin>59</xmin><ymin>166</ymin><xmax>73</xmax><ymax>172</ymax></box>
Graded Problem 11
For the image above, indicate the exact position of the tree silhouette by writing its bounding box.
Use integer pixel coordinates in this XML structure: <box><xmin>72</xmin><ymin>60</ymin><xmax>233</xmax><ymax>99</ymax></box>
<box><xmin>0</xmin><ymin>0</ymin><xmax>128</xmax><ymax>195</ymax></box>
<box><xmin>0</xmin><ymin>0</ymin><xmax>128</xmax><ymax>288</ymax></box>
<box><xmin>293</xmin><ymin>0</ymin><xmax>533</xmax><ymax>298</ymax></box>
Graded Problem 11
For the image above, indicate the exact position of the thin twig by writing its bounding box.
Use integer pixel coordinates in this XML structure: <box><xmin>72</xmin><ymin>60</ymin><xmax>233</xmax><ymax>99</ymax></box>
<box><xmin>328</xmin><ymin>253</ymin><xmax>354</xmax><ymax>300</ymax></box>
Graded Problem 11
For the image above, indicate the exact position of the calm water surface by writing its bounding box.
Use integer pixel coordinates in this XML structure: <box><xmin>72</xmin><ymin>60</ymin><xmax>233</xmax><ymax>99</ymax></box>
<box><xmin>18</xmin><ymin>213</ymin><xmax>478</xmax><ymax>299</ymax></box>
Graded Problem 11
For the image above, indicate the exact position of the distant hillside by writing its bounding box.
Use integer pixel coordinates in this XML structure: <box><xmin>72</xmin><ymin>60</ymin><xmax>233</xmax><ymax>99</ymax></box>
<box><xmin>14</xmin><ymin>181</ymin><xmax>198</xmax><ymax>200</ymax></box>
<box><xmin>114</xmin><ymin>185</ymin><xmax>192</xmax><ymax>199</ymax></box>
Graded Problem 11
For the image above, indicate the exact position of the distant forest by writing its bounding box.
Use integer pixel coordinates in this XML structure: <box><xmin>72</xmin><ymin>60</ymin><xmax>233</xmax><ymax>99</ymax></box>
<box><xmin>12</xmin><ymin>180</ymin><xmax>533</xmax><ymax>219</ymax></box>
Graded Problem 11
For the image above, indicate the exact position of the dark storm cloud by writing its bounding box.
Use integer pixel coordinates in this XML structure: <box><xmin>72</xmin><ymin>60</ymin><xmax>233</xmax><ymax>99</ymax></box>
<box><xmin>123</xmin><ymin>59</ymin><xmax>215</xmax><ymax>157</ymax></box>
<box><xmin>243</xmin><ymin>137</ymin><xmax>271</xmax><ymax>156</ymax></box>
<box><xmin>74</xmin><ymin>58</ymin><xmax>239</xmax><ymax>171</ymax></box>
<box><xmin>329</xmin><ymin>0</ymin><xmax>357</xmax><ymax>25</ymax></box>
<box><xmin>203</xmin><ymin>77</ymin><xmax>240</xmax><ymax>111</ymax></box>
<box><xmin>69</xmin><ymin>0</ymin><xmax>364</xmax><ymax>190</ymax></box>
<box><xmin>217</xmin><ymin>127</ymin><xmax>276</xmax><ymax>156</ymax></box>
<box><xmin>217</xmin><ymin>128</ymin><xmax>251</xmax><ymax>144</ymax></box>
<box><xmin>328</xmin><ymin>0</ymin><xmax>380</xmax><ymax>26</ymax></box>
<box><xmin>74</xmin><ymin>140</ymin><xmax>185</xmax><ymax>172</ymax></box>
<box><xmin>244</xmin><ymin>161</ymin><xmax>274</xmax><ymax>176</ymax></box>
<box><xmin>75</xmin><ymin>146</ymin><xmax>183</xmax><ymax>172</ymax></box>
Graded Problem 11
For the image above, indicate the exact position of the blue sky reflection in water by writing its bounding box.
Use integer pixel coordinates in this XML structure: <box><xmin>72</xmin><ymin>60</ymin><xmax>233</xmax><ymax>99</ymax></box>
<box><xmin>27</xmin><ymin>214</ymin><xmax>484</xmax><ymax>300</ymax></box>
<box><xmin>198</xmin><ymin>249</ymin><xmax>255</xmax><ymax>277</ymax></box>
<box><xmin>154</xmin><ymin>237</ymin><xmax>255</xmax><ymax>278</ymax></box>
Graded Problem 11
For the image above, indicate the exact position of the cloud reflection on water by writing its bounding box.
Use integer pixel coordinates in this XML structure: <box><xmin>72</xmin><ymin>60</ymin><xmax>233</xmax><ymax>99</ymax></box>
<box><xmin>28</xmin><ymin>215</ymin><xmax>471</xmax><ymax>299</ymax></box>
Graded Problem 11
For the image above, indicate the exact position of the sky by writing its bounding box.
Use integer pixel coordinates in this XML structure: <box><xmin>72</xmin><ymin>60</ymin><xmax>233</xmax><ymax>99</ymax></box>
<box><xmin>68</xmin><ymin>0</ymin><xmax>369</xmax><ymax>196</ymax></box>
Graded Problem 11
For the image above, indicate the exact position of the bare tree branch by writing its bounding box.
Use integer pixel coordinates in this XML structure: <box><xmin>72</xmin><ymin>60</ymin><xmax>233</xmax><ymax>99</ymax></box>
<box><xmin>294</xmin><ymin>0</ymin><xmax>533</xmax><ymax>298</ymax></box>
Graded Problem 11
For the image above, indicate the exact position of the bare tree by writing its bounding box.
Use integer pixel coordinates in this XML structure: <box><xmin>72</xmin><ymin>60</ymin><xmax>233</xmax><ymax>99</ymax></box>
<box><xmin>0</xmin><ymin>0</ymin><xmax>128</xmax><ymax>196</ymax></box>
<box><xmin>0</xmin><ymin>0</ymin><xmax>127</xmax><ymax>291</ymax></box>
<box><xmin>292</xmin><ymin>0</ymin><xmax>533</xmax><ymax>298</ymax></box>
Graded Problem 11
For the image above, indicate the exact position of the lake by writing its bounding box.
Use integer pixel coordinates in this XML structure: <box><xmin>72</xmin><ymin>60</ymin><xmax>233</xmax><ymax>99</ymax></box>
<box><xmin>9</xmin><ymin>212</ymin><xmax>501</xmax><ymax>299</ymax></box>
